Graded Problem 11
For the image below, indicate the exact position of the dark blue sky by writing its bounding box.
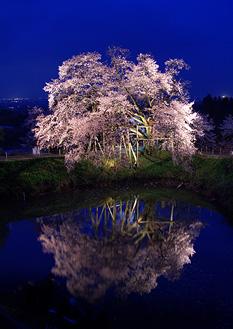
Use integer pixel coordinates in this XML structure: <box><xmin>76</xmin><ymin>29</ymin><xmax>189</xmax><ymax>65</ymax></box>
<box><xmin>1</xmin><ymin>0</ymin><xmax>233</xmax><ymax>100</ymax></box>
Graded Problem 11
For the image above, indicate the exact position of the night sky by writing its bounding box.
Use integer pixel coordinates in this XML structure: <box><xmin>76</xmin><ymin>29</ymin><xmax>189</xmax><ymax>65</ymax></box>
<box><xmin>1</xmin><ymin>0</ymin><xmax>233</xmax><ymax>100</ymax></box>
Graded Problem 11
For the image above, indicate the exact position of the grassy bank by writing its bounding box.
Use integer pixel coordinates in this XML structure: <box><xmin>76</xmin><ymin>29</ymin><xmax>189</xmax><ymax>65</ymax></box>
<box><xmin>0</xmin><ymin>152</ymin><xmax>233</xmax><ymax>216</ymax></box>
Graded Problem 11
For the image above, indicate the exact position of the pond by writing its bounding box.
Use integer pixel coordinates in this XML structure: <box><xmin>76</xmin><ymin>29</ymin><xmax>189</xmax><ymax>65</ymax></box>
<box><xmin>0</xmin><ymin>187</ymin><xmax>232</xmax><ymax>329</ymax></box>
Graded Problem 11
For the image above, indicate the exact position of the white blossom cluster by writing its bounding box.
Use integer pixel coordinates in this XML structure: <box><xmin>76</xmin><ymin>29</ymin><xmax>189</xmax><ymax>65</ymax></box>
<box><xmin>32</xmin><ymin>47</ymin><xmax>206</xmax><ymax>169</ymax></box>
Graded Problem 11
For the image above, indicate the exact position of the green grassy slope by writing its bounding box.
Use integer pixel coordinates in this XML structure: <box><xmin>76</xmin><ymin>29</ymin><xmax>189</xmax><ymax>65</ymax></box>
<box><xmin>0</xmin><ymin>153</ymin><xmax>232</xmax><ymax>215</ymax></box>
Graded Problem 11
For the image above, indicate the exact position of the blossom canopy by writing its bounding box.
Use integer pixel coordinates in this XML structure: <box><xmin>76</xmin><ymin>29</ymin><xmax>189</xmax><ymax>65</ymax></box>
<box><xmin>34</xmin><ymin>47</ymin><xmax>204</xmax><ymax>169</ymax></box>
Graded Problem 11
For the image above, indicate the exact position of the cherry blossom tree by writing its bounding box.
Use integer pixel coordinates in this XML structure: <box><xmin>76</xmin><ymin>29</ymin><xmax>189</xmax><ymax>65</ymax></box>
<box><xmin>22</xmin><ymin>106</ymin><xmax>44</xmax><ymax>147</ymax></box>
<box><xmin>219</xmin><ymin>114</ymin><xmax>233</xmax><ymax>149</ymax></box>
<box><xmin>35</xmin><ymin>52</ymin><xmax>131</xmax><ymax>169</ymax></box>
<box><xmin>108</xmin><ymin>48</ymin><xmax>201</xmax><ymax>162</ymax></box>
<box><xmin>193</xmin><ymin>112</ymin><xmax>216</xmax><ymax>150</ymax></box>
<box><xmin>34</xmin><ymin>48</ymin><xmax>204</xmax><ymax>169</ymax></box>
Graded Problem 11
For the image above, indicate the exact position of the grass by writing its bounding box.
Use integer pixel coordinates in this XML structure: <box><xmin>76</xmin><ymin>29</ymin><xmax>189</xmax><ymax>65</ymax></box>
<box><xmin>0</xmin><ymin>152</ymin><xmax>233</xmax><ymax>217</ymax></box>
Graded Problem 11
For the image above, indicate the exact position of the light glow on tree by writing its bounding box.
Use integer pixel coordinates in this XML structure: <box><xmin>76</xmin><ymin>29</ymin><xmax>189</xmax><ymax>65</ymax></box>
<box><xmin>34</xmin><ymin>48</ymin><xmax>204</xmax><ymax>170</ymax></box>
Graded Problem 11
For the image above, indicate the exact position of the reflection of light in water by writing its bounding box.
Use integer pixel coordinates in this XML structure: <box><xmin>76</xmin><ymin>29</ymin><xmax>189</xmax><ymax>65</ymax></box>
<box><xmin>39</xmin><ymin>198</ymin><xmax>203</xmax><ymax>302</ymax></box>
<box><xmin>115</xmin><ymin>201</ymin><xmax>144</xmax><ymax>224</ymax></box>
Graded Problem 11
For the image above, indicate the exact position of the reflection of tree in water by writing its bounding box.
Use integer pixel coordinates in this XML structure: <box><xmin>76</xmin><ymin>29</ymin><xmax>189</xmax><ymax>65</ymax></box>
<box><xmin>39</xmin><ymin>197</ymin><xmax>203</xmax><ymax>302</ymax></box>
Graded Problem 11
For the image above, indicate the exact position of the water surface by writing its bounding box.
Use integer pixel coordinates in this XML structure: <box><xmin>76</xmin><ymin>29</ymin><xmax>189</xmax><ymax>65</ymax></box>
<box><xmin>0</xmin><ymin>187</ymin><xmax>232</xmax><ymax>329</ymax></box>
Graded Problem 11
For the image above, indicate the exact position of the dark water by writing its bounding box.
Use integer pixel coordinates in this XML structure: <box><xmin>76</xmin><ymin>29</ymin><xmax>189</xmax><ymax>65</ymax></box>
<box><xmin>0</xmin><ymin>187</ymin><xmax>232</xmax><ymax>329</ymax></box>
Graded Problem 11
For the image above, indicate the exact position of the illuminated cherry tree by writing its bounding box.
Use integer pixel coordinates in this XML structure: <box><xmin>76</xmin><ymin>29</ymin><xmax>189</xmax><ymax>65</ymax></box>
<box><xmin>34</xmin><ymin>48</ymin><xmax>203</xmax><ymax>169</ymax></box>
<box><xmin>109</xmin><ymin>48</ymin><xmax>201</xmax><ymax>162</ymax></box>
<box><xmin>35</xmin><ymin>52</ymin><xmax>131</xmax><ymax>169</ymax></box>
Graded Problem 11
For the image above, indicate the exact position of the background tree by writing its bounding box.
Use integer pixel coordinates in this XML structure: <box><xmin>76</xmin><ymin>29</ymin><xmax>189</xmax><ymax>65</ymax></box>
<box><xmin>194</xmin><ymin>94</ymin><xmax>233</xmax><ymax>130</ymax></box>
<box><xmin>219</xmin><ymin>114</ymin><xmax>233</xmax><ymax>149</ymax></box>
<box><xmin>0</xmin><ymin>109</ymin><xmax>27</xmax><ymax>149</ymax></box>
<box><xmin>0</xmin><ymin>127</ymin><xmax>4</xmax><ymax>149</ymax></box>
<box><xmin>194</xmin><ymin>112</ymin><xmax>216</xmax><ymax>150</ymax></box>
<box><xmin>22</xmin><ymin>106</ymin><xmax>44</xmax><ymax>147</ymax></box>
